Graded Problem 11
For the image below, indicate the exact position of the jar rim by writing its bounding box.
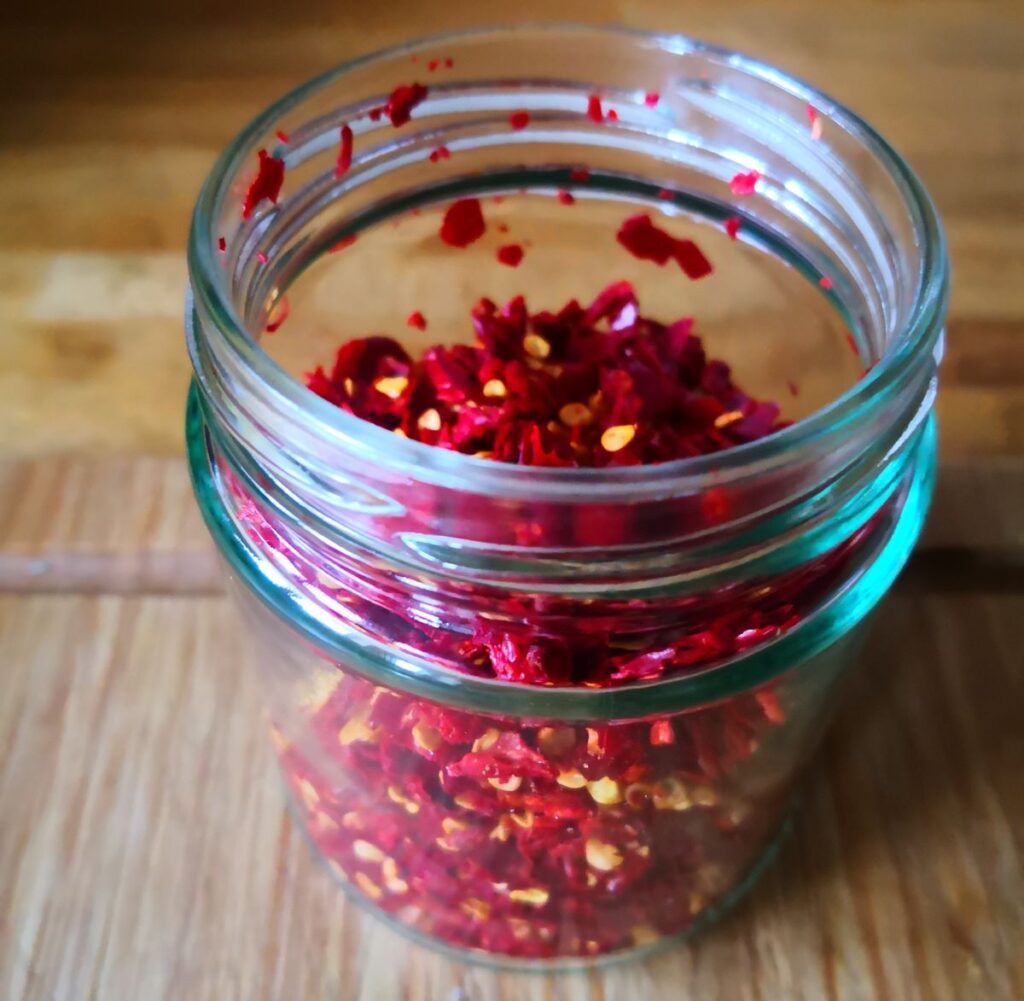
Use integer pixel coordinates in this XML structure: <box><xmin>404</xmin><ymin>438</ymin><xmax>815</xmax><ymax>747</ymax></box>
<box><xmin>187</xmin><ymin>23</ymin><xmax>948</xmax><ymax>502</ymax></box>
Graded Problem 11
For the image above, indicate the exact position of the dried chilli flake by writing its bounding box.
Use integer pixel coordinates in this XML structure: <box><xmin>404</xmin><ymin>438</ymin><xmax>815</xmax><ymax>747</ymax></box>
<box><xmin>275</xmin><ymin>129</ymin><xmax>290</xmax><ymax>144</ymax></box>
<box><xmin>644</xmin><ymin>91</ymin><xmax>660</xmax><ymax>107</ymax></box>
<box><xmin>729</xmin><ymin>170</ymin><xmax>761</xmax><ymax>196</ymax></box>
<box><xmin>557</xmin><ymin>190</ymin><xmax>576</xmax><ymax>206</ymax></box>
<box><xmin>509</xmin><ymin>110</ymin><xmax>530</xmax><ymax>130</ymax></box>
<box><xmin>586</xmin><ymin>94</ymin><xmax>604</xmax><ymax>123</ymax></box>
<box><xmin>496</xmin><ymin>244</ymin><xmax>525</xmax><ymax>268</ymax></box>
<box><xmin>336</xmin><ymin>124</ymin><xmax>354</xmax><ymax>177</ymax></box>
<box><xmin>429</xmin><ymin>145</ymin><xmax>452</xmax><ymax>163</ymax></box>
<box><xmin>217</xmin><ymin>236</ymin><xmax>227</xmax><ymax>253</ymax></box>
<box><xmin>329</xmin><ymin>234</ymin><xmax>357</xmax><ymax>253</ymax></box>
<box><xmin>308</xmin><ymin>282</ymin><xmax>785</xmax><ymax>470</ymax></box>
<box><xmin>616</xmin><ymin>214</ymin><xmax>713</xmax><ymax>280</ymax></box>
<box><xmin>242</xmin><ymin>149</ymin><xmax>285</xmax><ymax>219</ymax></box>
<box><xmin>806</xmin><ymin>104</ymin><xmax>823</xmax><ymax>141</ymax></box>
<box><xmin>724</xmin><ymin>216</ymin><xmax>741</xmax><ymax>241</ymax></box>
<box><xmin>265</xmin><ymin>295</ymin><xmax>290</xmax><ymax>333</ymax></box>
<box><xmin>383</xmin><ymin>82</ymin><xmax>428</xmax><ymax>127</ymax></box>
<box><xmin>407</xmin><ymin>310</ymin><xmax>428</xmax><ymax>331</ymax></box>
<box><xmin>440</xmin><ymin>198</ymin><xmax>486</xmax><ymax>248</ymax></box>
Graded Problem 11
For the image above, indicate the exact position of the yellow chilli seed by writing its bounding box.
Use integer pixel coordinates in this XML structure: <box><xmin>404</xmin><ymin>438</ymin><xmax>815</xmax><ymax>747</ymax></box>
<box><xmin>523</xmin><ymin>333</ymin><xmax>552</xmax><ymax>359</ymax></box>
<box><xmin>510</xmin><ymin>887</ymin><xmax>550</xmax><ymax>907</ymax></box>
<box><xmin>417</xmin><ymin>408</ymin><xmax>442</xmax><ymax>432</ymax></box>
<box><xmin>600</xmin><ymin>424</ymin><xmax>636</xmax><ymax>452</ymax></box>
<box><xmin>559</xmin><ymin>402</ymin><xmax>593</xmax><ymax>427</ymax></box>
<box><xmin>713</xmin><ymin>409</ymin><xmax>745</xmax><ymax>429</ymax></box>
<box><xmin>374</xmin><ymin>375</ymin><xmax>409</xmax><ymax>399</ymax></box>
<box><xmin>585</xmin><ymin>838</ymin><xmax>623</xmax><ymax>872</ymax></box>
<box><xmin>587</xmin><ymin>776</ymin><xmax>623</xmax><ymax>805</ymax></box>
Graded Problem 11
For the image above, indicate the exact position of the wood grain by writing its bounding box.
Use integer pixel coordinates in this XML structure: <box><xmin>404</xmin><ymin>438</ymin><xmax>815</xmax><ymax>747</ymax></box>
<box><xmin>1</xmin><ymin>0</ymin><xmax>1022</xmax><ymax>458</ymax></box>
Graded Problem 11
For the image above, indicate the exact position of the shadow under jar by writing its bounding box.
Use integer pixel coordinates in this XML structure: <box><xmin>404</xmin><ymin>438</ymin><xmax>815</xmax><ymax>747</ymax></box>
<box><xmin>185</xmin><ymin>26</ymin><xmax>947</xmax><ymax>967</ymax></box>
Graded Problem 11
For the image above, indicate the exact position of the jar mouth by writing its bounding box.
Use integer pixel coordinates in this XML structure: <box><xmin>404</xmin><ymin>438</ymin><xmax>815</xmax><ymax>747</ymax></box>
<box><xmin>187</xmin><ymin>23</ymin><xmax>947</xmax><ymax>502</ymax></box>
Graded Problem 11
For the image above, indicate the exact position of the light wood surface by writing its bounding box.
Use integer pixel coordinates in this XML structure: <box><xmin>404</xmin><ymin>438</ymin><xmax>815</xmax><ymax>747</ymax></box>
<box><xmin>1</xmin><ymin>1</ymin><xmax>1023</xmax><ymax>998</ymax></box>
<box><xmin>0</xmin><ymin>458</ymin><xmax>1021</xmax><ymax>1001</ymax></box>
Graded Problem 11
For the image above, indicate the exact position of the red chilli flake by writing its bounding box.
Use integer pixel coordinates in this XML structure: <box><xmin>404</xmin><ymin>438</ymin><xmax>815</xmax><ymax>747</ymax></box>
<box><xmin>496</xmin><ymin>243</ymin><xmax>525</xmax><ymax>268</ymax></box>
<box><xmin>275</xmin><ymin>129</ymin><xmax>290</xmax><ymax>144</ymax></box>
<box><xmin>569</xmin><ymin>167</ymin><xmax>591</xmax><ymax>182</ymax></box>
<box><xmin>427</xmin><ymin>59</ymin><xmax>440</xmax><ymax>72</ymax></box>
<box><xmin>557</xmin><ymin>190</ymin><xmax>576</xmax><ymax>206</ymax></box>
<box><xmin>644</xmin><ymin>91</ymin><xmax>660</xmax><ymax>107</ymax></box>
<box><xmin>657</xmin><ymin>189</ymin><xmax>674</xmax><ymax>201</ymax></box>
<box><xmin>406</xmin><ymin>310</ymin><xmax>427</xmax><ymax>331</ymax></box>
<box><xmin>509</xmin><ymin>110</ymin><xmax>530</xmax><ymax>131</ymax></box>
<box><xmin>429</xmin><ymin>145</ymin><xmax>452</xmax><ymax>163</ymax></box>
<box><xmin>265</xmin><ymin>295</ymin><xmax>290</xmax><ymax>333</ymax></box>
<box><xmin>242</xmin><ymin>149</ymin><xmax>285</xmax><ymax>219</ymax></box>
<box><xmin>674</xmin><ymin>240</ymin><xmax>714</xmax><ymax>280</ymax></box>
<box><xmin>335</xmin><ymin>124</ymin><xmax>354</xmax><ymax>177</ymax></box>
<box><xmin>729</xmin><ymin>170</ymin><xmax>761</xmax><ymax>197</ymax></box>
<box><xmin>607</xmin><ymin>108</ymin><xmax>619</xmax><ymax>122</ymax></box>
<box><xmin>724</xmin><ymin>216</ymin><xmax>741</xmax><ymax>241</ymax></box>
<box><xmin>217</xmin><ymin>236</ymin><xmax>227</xmax><ymax>253</ymax></box>
<box><xmin>586</xmin><ymin>94</ymin><xmax>604</xmax><ymax>123</ymax></box>
<box><xmin>444</xmin><ymin>57</ymin><xmax>454</xmax><ymax>68</ymax></box>
<box><xmin>616</xmin><ymin>214</ymin><xmax>713</xmax><ymax>280</ymax></box>
<box><xmin>383</xmin><ymin>82</ymin><xmax>428</xmax><ymax>127</ymax></box>
<box><xmin>329</xmin><ymin>234</ymin><xmax>357</xmax><ymax>253</ymax></box>
<box><xmin>819</xmin><ymin>276</ymin><xmax>834</xmax><ymax>290</ymax></box>
<box><xmin>806</xmin><ymin>104</ymin><xmax>823</xmax><ymax>141</ymax></box>
<box><xmin>439</xmin><ymin>198</ymin><xmax>486</xmax><ymax>248</ymax></box>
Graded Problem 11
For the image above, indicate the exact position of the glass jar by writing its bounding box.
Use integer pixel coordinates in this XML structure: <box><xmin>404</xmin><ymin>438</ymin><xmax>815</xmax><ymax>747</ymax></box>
<box><xmin>185</xmin><ymin>26</ymin><xmax>947</xmax><ymax>967</ymax></box>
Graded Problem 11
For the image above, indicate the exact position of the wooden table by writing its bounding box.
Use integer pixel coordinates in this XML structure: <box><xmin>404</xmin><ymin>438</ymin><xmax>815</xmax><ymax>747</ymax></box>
<box><xmin>1</xmin><ymin>3</ymin><xmax>1022</xmax><ymax>998</ymax></box>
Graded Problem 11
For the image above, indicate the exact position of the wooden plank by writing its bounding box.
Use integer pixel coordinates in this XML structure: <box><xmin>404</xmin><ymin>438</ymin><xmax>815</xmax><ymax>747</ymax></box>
<box><xmin>0</xmin><ymin>590</ymin><xmax>1020</xmax><ymax>1000</ymax></box>
<box><xmin>0</xmin><ymin>2</ymin><xmax>1022</xmax><ymax>458</ymax></box>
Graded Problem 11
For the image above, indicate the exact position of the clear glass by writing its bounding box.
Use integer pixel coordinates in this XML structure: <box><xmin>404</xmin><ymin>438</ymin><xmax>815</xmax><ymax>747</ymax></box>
<box><xmin>184</xmin><ymin>26</ymin><xmax>947</xmax><ymax>967</ymax></box>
